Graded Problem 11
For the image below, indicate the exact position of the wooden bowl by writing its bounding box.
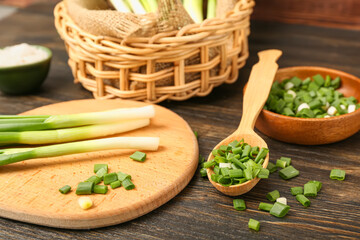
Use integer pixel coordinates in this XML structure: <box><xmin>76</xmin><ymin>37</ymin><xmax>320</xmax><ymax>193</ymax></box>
<box><xmin>255</xmin><ymin>66</ymin><xmax>360</xmax><ymax>145</ymax></box>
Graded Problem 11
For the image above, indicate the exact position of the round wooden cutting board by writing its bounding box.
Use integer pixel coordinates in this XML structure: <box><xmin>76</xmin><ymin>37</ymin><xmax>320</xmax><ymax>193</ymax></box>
<box><xmin>0</xmin><ymin>99</ymin><xmax>198</xmax><ymax>229</ymax></box>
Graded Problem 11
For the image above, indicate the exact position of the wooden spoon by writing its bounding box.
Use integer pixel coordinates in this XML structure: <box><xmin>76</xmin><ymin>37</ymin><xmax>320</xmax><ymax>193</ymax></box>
<box><xmin>206</xmin><ymin>49</ymin><xmax>282</xmax><ymax>196</ymax></box>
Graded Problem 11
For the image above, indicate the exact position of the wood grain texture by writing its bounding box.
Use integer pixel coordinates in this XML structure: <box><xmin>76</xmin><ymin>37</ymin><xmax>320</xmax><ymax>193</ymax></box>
<box><xmin>256</xmin><ymin>66</ymin><xmax>360</xmax><ymax>145</ymax></box>
<box><xmin>252</xmin><ymin>0</ymin><xmax>360</xmax><ymax>30</ymax></box>
<box><xmin>0</xmin><ymin>2</ymin><xmax>359</xmax><ymax>239</ymax></box>
<box><xmin>0</xmin><ymin>99</ymin><xmax>198</xmax><ymax>229</ymax></box>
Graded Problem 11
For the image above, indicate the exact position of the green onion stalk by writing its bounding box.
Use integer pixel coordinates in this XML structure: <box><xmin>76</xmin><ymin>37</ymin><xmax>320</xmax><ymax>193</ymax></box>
<box><xmin>0</xmin><ymin>105</ymin><xmax>155</xmax><ymax>132</ymax></box>
<box><xmin>183</xmin><ymin>0</ymin><xmax>203</xmax><ymax>23</ymax></box>
<box><xmin>0</xmin><ymin>118</ymin><xmax>150</xmax><ymax>146</ymax></box>
<box><xmin>0</xmin><ymin>137</ymin><xmax>159</xmax><ymax>166</ymax></box>
<box><xmin>207</xmin><ymin>0</ymin><xmax>216</xmax><ymax>19</ymax></box>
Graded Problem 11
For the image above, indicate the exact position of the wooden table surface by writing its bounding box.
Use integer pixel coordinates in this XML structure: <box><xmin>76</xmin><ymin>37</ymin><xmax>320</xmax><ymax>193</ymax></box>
<box><xmin>0</xmin><ymin>2</ymin><xmax>360</xmax><ymax>239</ymax></box>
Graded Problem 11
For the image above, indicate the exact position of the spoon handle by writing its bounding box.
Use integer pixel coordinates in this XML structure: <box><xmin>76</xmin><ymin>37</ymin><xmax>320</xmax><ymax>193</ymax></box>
<box><xmin>238</xmin><ymin>49</ymin><xmax>282</xmax><ymax>133</ymax></box>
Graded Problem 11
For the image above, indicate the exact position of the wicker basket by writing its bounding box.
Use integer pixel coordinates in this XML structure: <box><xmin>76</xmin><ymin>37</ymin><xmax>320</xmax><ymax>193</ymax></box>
<box><xmin>54</xmin><ymin>1</ymin><xmax>254</xmax><ymax>103</ymax></box>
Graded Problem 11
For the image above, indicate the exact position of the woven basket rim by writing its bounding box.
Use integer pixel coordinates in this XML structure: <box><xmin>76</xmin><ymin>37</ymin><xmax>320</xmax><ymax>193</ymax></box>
<box><xmin>56</xmin><ymin>0</ymin><xmax>254</xmax><ymax>46</ymax></box>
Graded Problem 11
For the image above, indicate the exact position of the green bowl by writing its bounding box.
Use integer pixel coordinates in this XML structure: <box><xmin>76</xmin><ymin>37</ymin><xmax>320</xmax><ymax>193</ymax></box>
<box><xmin>0</xmin><ymin>45</ymin><xmax>52</xmax><ymax>94</ymax></box>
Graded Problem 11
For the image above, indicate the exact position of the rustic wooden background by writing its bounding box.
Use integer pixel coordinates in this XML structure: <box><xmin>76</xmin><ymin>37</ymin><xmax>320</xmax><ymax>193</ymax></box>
<box><xmin>1</xmin><ymin>0</ymin><xmax>360</xmax><ymax>29</ymax></box>
<box><xmin>0</xmin><ymin>1</ymin><xmax>359</xmax><ymax>239</ymax></box>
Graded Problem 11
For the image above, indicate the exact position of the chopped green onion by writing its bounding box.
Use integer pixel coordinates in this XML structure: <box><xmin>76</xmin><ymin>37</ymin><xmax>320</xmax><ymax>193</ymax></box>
<box><xmin>267</xmin><ymin>162</ymin><xmax>277</xmax><ymax>173</ymax></box>
<box><xmin>130</xmin><ymin>151</ymin><xmax>147</xmax><ymax>162</ymax></box>
<box><xmin>103</xmin><ymin>172</ymin><xmax>118</xmax><ymax>185</ymax></box>
<box><xmin>94</xmin><ymin>164</ymin><xmax>108</xmax><ymax>173</ymax></box>
<box><xmin>270</xmin><ymin>202</ymin><xmax>290</xmax><ymax>218</ymax></box>
<box><xmin>296</xmin><ymin>194</ymin><xmax>311</xmax><ymax>207</ymax></box>
<box><xmin>266</xmin><ymin>190</ymin><xmax>280</xmax><ymax>202</ymax></box>
<box><xmin>200</xmin><ymin>168</ymin><xmax>207</xmax><ymax>177</ymax></box>
<box><xmin>203</xmin><ymin>160</ymin><xmax>216</xmax><ymax>168</ymax></box>
<box><xmin>280</xmin><ymin>157</ymin><xmax>291</xmax><ymax>166</ymax></box>
<box><xmin>279</xmin><ymin>166</ymin><xmax>299</xmax><ymax>180</ymax></box>
<box><xmin>218</xmin><ymin>175</ymin><xmax>233</xmax><ymax>186</ymax></box>
<box><xmin>276</xmin><ymin>159</ymin><xmax>287</xmax><ymax>169</ymax></box>
<box><xmin>241</xmin><ymin>145</ymin><xmax>251</xmax><ymax>158</ymax></box>
<box><xmin>117</xmin><ymin>171</ymin><xmax>132</xmax><ymax>182</ymax></box>
<box><xmin>254</xmin><ymin>148</ymin><xmax>269</xmax><ymax>163</ymax></box>
<box><xmin>96</xmin><ymin>168</ymin><xmax>107</xmax><ymax>179</ymax></box>
<box><xmin>248</xmin><ymin>219</ymin><xmax>260</xmax><ymax>231</ymax></box>
<box><xmin>307</xmin><ymin>180</ymin><xmax>322</xmax><ymax>192</ymax></box>
<box><xmin>290</xmin><ymin>187</ymin><xmax>303</xmax><ymax>196</ymax></box>
<box><xmin>233</xmin><ymin>199</ymin><xmax>246</xmax><ymax>211</ymax></box>
<box><xmin>258</xmin><ymin>202</ymin><xmax>273</xmax><ymax>212</ymax></box>
<box><xmin>244</xmin><ymin>168</ymin><xmax>253</xmax><ymax>180</ymax></box>
<box><xmin>229</xmin><ymin>169</ymin><xmax>243</xmax><ymax>178</ymax></box>
<box><xmin>93</xmin><ymin>185</ymin><xmax>108</xmax><ymax>194</ymax></box>
<box><xmin>78</xmin><ymin>196</ymin><xmax>92</xmax><ymax>210</ymax></box>
<box><xmin>85</xmin><ymin>175</ymin><xmax>102</xmax><ymax>185</ymax></box>
<box><xmin>304</xmin><ymin>182</ymin><xmax>317</xmax><ymax>197</ymax></box>
<box><xmin>76</xmin><ymin>182</ymin><xmax>94</xmax><ymax>195</ymax></box>
<box><xmin>330</xmin><ymin>169</ymin><xmax>346</xmax><ymax>181</ymax></box>
<box><xmin>258</xmin><ymin>168</ymin><xmax>270</xmax><ymax>179</ymax></box>
<box><xmin>59</xmin><ymin>185</ymin><xmax>71</xmax><ymax>194</ymax></box>
<box><xmin>110</xmin><ymin>180</ymin><xmax>122</xmax><ymax>189</ymax></box>
<box><xmin>122</xmin><ymin>178</ymin><xmax>135</xmax><ymax>190</ymax></box>
<box><xmin>211</xmin><ymin>173</ymin><xmax>219</xmax><ymax>182</ymax></box>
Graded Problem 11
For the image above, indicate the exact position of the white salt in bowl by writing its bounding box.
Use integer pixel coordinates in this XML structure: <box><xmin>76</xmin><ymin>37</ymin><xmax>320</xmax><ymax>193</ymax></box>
<box><xmin>0</xmin><ymin>44</ymin><xmax>52</xmax><ymax>94</ymax></box>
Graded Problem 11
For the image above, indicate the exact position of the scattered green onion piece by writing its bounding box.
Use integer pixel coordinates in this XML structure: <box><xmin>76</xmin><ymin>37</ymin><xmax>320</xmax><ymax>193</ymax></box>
<box><xmin>59</xmin><ymin>185</ymin><xmax>71</xmax><ymax>194</ymax></box>
<box><xmin>304</xmin><ymin>182</ymin><xmax>317</xmax><ymax>197</ymax></box>
<box><xmin>258</xmin><ymin>202</ymin><xmax>273</xmax><ymax>212</ymax></box>
<box><xmin>76</xmin><ymin>182</ymin><xmax>94</xmax><ymax>195</ymax></box>
<box><xmin>233</xmin><ymin>199</ymin><xmax>246</xmax><ymax>211</ymax></box>
<box><xmin>213</xmin><ymin>165</ymin><xmax>220</xmax><ymax>175</ymax></box>
<box><xmin>248</xmin><ymin>219</ymin><xmax>260</xmax><ymax>231</ymax></box>
<box><xmin>122</xmin><ymin>178</ymin><xmax>135</xmax><ymax>190</ymax></box>
<box><xmin>330</xmin><ymin>169</ymin><xmax>346</xmax><ymax>181</ymax></box>
<box><xmin>279</xmin><ymin>166</ymin><xmax>299</xmax><ymax>180</ymax></box>
<box><xmin>85</xmin><ymin>175</ymin><xmax>102</xmax><ymax>185</ymax></box>
<box><xmin>203</xmin><ymin>160</ymin><xmax>216</xmax><ymax>168</ymax></box>
<box><xmin>110</xmin><ymin>180</ymin><xmax>122</xmax><ymax>189</ymax></box>
<box><xmin>291</xmin><ymin>187</ymin><xmax>303</xmax><ymax>196</ymax></box>
<box><xmin>232</xmin><ymin>147</ymin><xmax>242</xmax><ymax>155</ymax></box>
<box><xmin>94</xmin><ymin>164</ymin><xmax>108</xmax><ymax>173</ymax></box>
<box><xmin>276</xmin><ymin>159</ymin><xmax>287</xmax><ymax>169</ymax></box>
<box><xmin>279</xmin><ymin>157</ymin><xmax>291</xmax><ymax>166</ymax></box>
<box><xmin>229</xmin><ymin>169</ymin><xmax>243</xmax><ymax>178</ymax></box>
<box><xmin>93</xmin><ymin>185</ymin><xmax>108</xmax><ymax>194</ymax></box>
<box><xmin>296</xmin><ymin>194</ymin><xmax>311</xmax><ymax>207</ymax></box>
<box><xmin>266</xmin><ymin>190</ymin><xmax>280</xmax><ymax>202</ymax></box>
<box><xmin>218</xmin><ymin>175</ymin><xmax>233</xmax><ymax>186</ymax></box>
<box><xmin>219</xmin><ymin>145</ymin><xmax>231</xmax><ymax>152</ymax></box>
<box><xmin>267</xmin><ymin>162</ymin><xmax>277</xmax><ymax>173</ymax></box>
<box><xmin>211</xmin><ymin>174</ymin><xmax>219</xmax><ymax>182</ymax></box>
<box><xmin>200</xmin><ymin>168</ymin><xmax>207</xmax><ymax>177</ymax></box>
<box><xmin>220</xmin><ymin>167</ymin><xmax>230</xmax><ymax>177</ymax></box>
<box><xmin>96</xmin><ymin>167</ymin><xmax>107</xmax><ymax>179</ymax></box>
<box><xmin>233</xmin><ymin>159</ymin><xmax>246</xmax><ymax>170</ymax></box>
<box><xmin>244</xmin><ymin>168</ymin><xmax>253</xmax><ymax>180</ymax></box>
<box><xmin>103</xmin><ymin>172</ymin><xmax>118</xmax><ymax>185</ymax></box>
<box><xmin>270</xmin><ymin>202</ymin><xmax>290</xmax><ymax>218</ymax></box>
<box><xmin>234</xmin><ymin>178</ymin><xmax>247</xmax><ymax>184</ymax></box>
<box><xmin>254</xmin><ymin>148</ymin><xmax>269</xmax><ymax>163</ymax></box>
<box><xmin>130</xmin><ymin>151</ymin><xmax>146</xmax><ymax>162</ymax></box>
<box><xmin>258</xmin><ymin>168</ymin><xmax>270</xmax><ymax>179</ymax></box>
<box><xmin>229</xmin><ymin>140</ymin><xmax>239</xmax><ymax>148</ymax></box>
<box><xmin>307</xmin><ymin>180</ymin><xmax>322</xmax><ymax>192</ymax></box>
<box><xmin>241</xmin><ymin>145</ymin><xmax>251</xmax><ymax>158</ymax></box>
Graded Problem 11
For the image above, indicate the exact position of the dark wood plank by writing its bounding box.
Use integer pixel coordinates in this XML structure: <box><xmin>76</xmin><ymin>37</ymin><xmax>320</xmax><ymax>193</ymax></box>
<box><xmin>0</xmin><ymin>2</ymin><xmax>359</xmax><ymax>239</ymax></box>
<box><xmin>252</xmin><ymin>0</ymin><xmax>360</xmax><ymax>30</ymax></box>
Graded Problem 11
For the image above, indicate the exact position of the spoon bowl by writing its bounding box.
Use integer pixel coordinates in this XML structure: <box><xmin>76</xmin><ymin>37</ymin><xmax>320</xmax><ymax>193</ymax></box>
<box><xmin>206</xmin><ymin>49</ymin><xmax>282</xmax><ymax>196</ymax></box>
<box><xmin>207</xmin><ymin>131</ymin><xmax>269</xmax><ymax>196</ymax></box>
